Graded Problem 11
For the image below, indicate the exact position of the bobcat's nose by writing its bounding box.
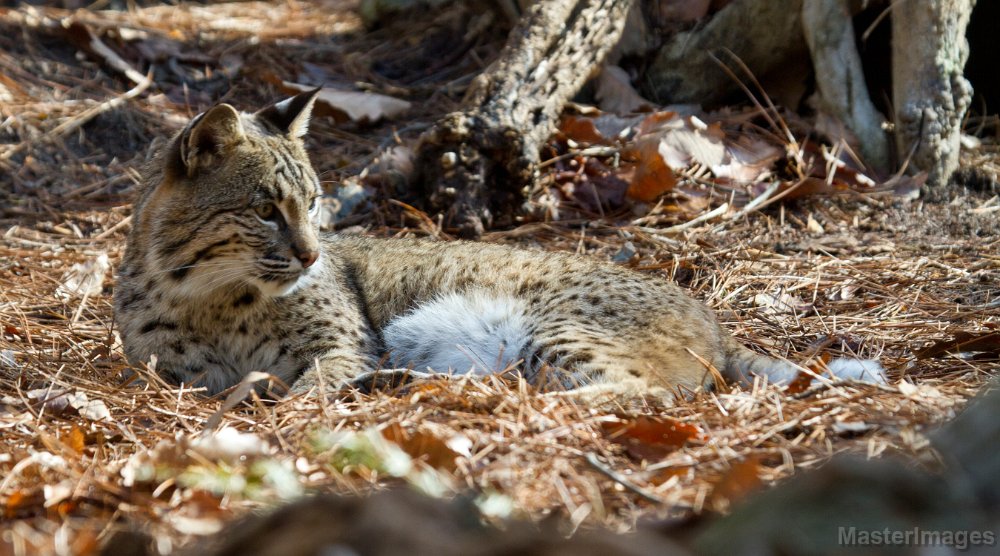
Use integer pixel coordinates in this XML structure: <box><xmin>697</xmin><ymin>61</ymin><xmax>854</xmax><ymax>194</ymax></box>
<box><xmin>295</xmin><ymin>249</ymin><xmax>319</xmax><ymax>269</ymax></box>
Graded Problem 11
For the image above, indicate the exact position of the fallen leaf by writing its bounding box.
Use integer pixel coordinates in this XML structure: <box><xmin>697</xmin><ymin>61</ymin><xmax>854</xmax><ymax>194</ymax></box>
<box><xmin>168</xmin><ymin>514</ymin><xmax>225</xmax><ymax>536</ymax></box>
<box><xmin>595</xmin><ymin>65</ymin><xmax>653</xmax><ymax>114</ymax></box>
<box><xmin>67</xmin><ymin>391</ymin><xmax>111</xmax><ymax>421</ymax></box>
<box><xmin>281</xmin><ymin>81</ymin><xmax>410</xmax><ymax>124</ymax></box>
<box><xmin>4</xmin><ymin>489</ymin><xmax>42</xmax><ymax>519</ymax></box>
<box><xmin>602</xmin><ymin>416</ymin><xmax>705</xmax><ymax>461</ymax></box>
<box><xmin>625</xmin><ymin>136</ymin><xmax>677</xmax><ymax>201</ymax></box>
<box><xmin>806</xmin><ymin>214</ymin><xmax>824</xmax><ymax>234</ymax></box>
<box><xmin>711</xmin><ymin>137</ymin><xmax>781</xmax><ymax>182</ymax></box>
<box><xmin>657</xmin><ymin>118</ymin><xmax>727</xmax><ymax>170</ymax></box>
<box><xmin>559</xmin><ymin>157</ymin><xmax>629</xmax><ymax>212</ymax></box>
<box><xmin>707</xmin><ymin>456</ymin><xmax>761</xmax><ymax>512</ymax></box>
<box><xmin>827</xmin><ymin>284</ymin><xmax>857</xmax><ymax>301</ymax></box>
<box><xmin>559</xmin><ymin>116</ymin><xmax>607</xmax><ymax>144</ymax></box>
<box><xmin>27</xmin><ymin>388</ymin><xmax>72</xmax><ymax>416</ymax></box>
<box><xmin>753</xmin><ymin>291</ymin><xmax>812</xmax><ymax>315</ymax></box>
<box><xmin>592</xmin><ymin>113</ymin><xmax>645</xmax><ymax>140</ymax></box>
<box><xmin>43</xmin><ymin>480</ymin><xmax>74</xmax><ymax>508</ymax></box>
<box><xmin>898</xmin><ymin>381</ymin><xmax>945</xmax><ymax>400</ymax></box>
<box><xmin>65</xmin><ymin>425</ymin><xmax>86</xmax><ymax>455</ymax></box>
<box><xmin>190</xmin><ymin>427</ymin><xmax>270</xmax><ymax>462</ymax></box>
<box><xmin>383</xmin><ymin>424</ymin><xmax>461</xmax><ymax>472</ymax></box>
<box><xmin>57</xmin><ymin>253</ymin><xmax>110</xmax><ymax>299</ymax></box>
<box><xmin>635</xmin><ymin>111</ymin><xmax>680</xmax><ymax>137</ymax></box>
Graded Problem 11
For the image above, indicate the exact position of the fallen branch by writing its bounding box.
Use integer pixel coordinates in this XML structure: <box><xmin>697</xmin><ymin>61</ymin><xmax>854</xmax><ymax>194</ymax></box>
<box><xmin>415</xmin><ymin>0</ymin><xmax>632</xmax><ymax>237</ymax></box>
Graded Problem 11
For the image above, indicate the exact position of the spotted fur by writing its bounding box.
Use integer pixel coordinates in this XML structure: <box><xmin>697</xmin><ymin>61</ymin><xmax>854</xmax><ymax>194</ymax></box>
<box><xmin>115</xmin><ymin>91</ymin><xmax>884</xmax><ymax>399</ymax></box>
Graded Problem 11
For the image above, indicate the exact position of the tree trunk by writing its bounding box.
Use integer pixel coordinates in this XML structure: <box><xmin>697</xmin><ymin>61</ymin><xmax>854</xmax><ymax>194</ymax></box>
<box><xmin>892</xmin><ymin>0</ymin><xmax>976</xmax><ymax>187</ymax></box>
<box><xmin>415</xmin><ymin>0</ymin><xmax>632</xmax><ymax>238</ymax></box>
<box><xmin>802</xmin><ymin>0</ymin><xmax>890</xmax><ymax>175</ymax></box>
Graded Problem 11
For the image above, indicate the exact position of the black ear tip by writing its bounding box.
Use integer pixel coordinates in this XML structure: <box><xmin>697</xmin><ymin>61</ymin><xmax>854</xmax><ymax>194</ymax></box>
<box><xmin>293</xmin><ymin>87</ymin><xmax>322</xmax><ymax>107</ymax></box>
<box><xmin>256</xmin><ymin>88</ymin><xmax>321</xmax><ymax>137</ymax></box>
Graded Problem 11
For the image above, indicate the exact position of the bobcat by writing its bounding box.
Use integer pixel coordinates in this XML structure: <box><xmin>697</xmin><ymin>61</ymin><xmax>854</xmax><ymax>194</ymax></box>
<box><xmin>114</xmin><ymin>90</ymin><xmax>884</xmax><ymax>400</ymax></box>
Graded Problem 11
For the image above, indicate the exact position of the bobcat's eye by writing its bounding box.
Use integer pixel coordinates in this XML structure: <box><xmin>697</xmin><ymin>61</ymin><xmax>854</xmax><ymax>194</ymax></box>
<box><xmin>308</xmin><ymin>197</ymin><xmax>318</xmax><ymax>213</ymax></box>
<box><xmin>255</xmin><ymin>204</ymin><xmax>277</xmax><ymax>220</ymax></box>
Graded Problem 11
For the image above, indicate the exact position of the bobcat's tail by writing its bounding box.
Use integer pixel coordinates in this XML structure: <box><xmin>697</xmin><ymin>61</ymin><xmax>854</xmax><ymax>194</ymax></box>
<box><xmin>721</xmin><ymin>335</ymin><xmax>886</xmax><ymax>387</ymax></box>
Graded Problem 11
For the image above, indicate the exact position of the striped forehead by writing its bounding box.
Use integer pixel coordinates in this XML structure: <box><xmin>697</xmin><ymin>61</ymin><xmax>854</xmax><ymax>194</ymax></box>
<box><xmin>263</xmin><ymin>145</ymin><xmax>318</xmax><ymax>202</ymax></box>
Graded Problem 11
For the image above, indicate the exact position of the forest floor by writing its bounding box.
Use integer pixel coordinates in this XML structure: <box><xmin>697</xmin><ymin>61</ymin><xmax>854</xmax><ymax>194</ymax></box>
<box><xmin>0</xmin><ymin>1</ymin><xmax>998</xmax><ymax>554</ymax></box>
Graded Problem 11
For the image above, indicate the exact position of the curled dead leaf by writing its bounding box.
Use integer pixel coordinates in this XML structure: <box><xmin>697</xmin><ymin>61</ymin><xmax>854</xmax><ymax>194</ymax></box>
<box><xmin>602</xmin><ymin>416</ymin><xmax>705</xmax><ymax>461</ymax></box>
<box><xmin>190</xmin><ymin>427</ymin><xmax>270</xmax><ymax>462</ymax></box>
<box><xmin>67</xmin><ymin>391</ymin><xmax>111</xmax><ymax>421</ymax></box>
<box><xmin>707</xmin><ymin>456</ymin><xmax>762</xmax><ymax>512</ymax></box>
<box><xmin>57</xmin><ymin>254</ymin><xmax>110</xmax><ymax>299</ymax></box>
<box><xmin>65</xmin><ymin>425</ymin><xmax>86</xmax><ymax>455</ymax></box>
<box><xmin>625</xmin><ymin>136</ymin><xmax>677</xmax><ymax>201</ymax></box>
<box><xmin>559</xmin><ymin>116</ymin><xmax>608</xmax><ymax>145</ymax></box>
<box><xmin>382</xmin><ymin>424</ymin><xmax>461</xmax><ymax>472</ymax></box>
<box><xmin>752</xmin><ymin>291</ymin><xmax>812</xmax><ymax>315</ymax></box>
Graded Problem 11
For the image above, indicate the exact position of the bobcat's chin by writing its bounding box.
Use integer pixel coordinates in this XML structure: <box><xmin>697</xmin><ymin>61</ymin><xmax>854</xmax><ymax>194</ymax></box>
<box><xmin>254</xmin><ymin>255</ymin><xmax>323</xmax><ymax>298</ymax></box>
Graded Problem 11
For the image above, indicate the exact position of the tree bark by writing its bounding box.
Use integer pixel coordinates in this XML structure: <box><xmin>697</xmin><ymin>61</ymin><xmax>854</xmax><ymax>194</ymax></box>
<box><xmin>802</xmin><ymin>0</ymin><xmax>890</xmax><ymax>175</ymax></box>
<box><xmin>892</xmin><ymin>0</ymin><xmax>976</xmax><ymax>187</ymax></box>
<box><xmin>415</xmin><ymin>0</ymin><xmax>632</xmax><ymax>237</ymax></box>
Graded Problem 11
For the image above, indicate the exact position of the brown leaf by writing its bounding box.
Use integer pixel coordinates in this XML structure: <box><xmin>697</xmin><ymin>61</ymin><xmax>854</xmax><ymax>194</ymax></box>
<box><xmin>602</xmin><ymin>416</ymin><xmax>705</xmax><ymax>461</ymax></box>
<box><xmin>916</xmin><ymin>332</ymin><xmax>1000</xmax><ymax>359</ymax></box>
<box><xmin>65</xmin><ymin>425</ymin><xmax>86</xmax><ymax>456</ymax></box>
<box><xmin>707</xmin><ymin>456</ymin><xmax>762</xmax><ymax>512</ymax></box>
<box><xmin>4</xmin><ymin>489</ymin><xmax>45</xmax><ymax>519</ymax></box>
<box><xmin>636</xmin><ymin>111</ymin><xmax>680</xmax><ymax>137</ymax></box>
<box><xmin>559</xmin><ymin>116</ymin><xmax>608</xmax><ymax>145</ymax></box>
<box><xmin>560</xmin><ymin>158</ymin><xmax>629</xmax><ymax>212</ymax></box>
<box><xmin>625</xmin><ymin>137</ymin><xmax>677</xmax><ymax>201</ymax></box>
<box><xmin>383</xmin><ymin>424</ymin><xmax>460</xmax><ymax>472</ymax></box>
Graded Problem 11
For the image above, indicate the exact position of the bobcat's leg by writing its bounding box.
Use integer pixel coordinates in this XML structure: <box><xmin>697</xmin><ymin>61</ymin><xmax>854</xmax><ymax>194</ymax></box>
<box><xmin>345</xmin><ymin>368</ymin><xmax>438</xmax><ymax>394</ymax></box>
<box><xmin>290</xmin><ymin>350</ymin><xmax>377</xmax><ymax>395</ymax></box>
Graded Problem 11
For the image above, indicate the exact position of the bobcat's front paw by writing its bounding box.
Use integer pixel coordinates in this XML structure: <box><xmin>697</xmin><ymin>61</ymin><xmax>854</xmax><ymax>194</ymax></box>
<box><xmin>346</xmin><ymin>368</ymin><xmax>438</xmax><ymax>394</ymax></box>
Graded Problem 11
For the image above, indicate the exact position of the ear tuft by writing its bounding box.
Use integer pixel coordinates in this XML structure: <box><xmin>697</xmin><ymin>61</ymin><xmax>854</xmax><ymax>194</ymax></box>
<box><xmin>255</xmin><ymin>88</ymin><xmax>321</xmax><ymax>139</ymax></box>
<box><xmin>179</xmin><ymin>104</ymin><xmax>246</xmax><ymax>178</ymax></box>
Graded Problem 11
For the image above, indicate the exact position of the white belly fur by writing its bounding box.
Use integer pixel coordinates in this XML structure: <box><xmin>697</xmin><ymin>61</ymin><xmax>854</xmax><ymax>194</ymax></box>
<box><xmin>382</xmin><ymin>290</ymin><xmax>532</xmax><ymax>375</ymax></box>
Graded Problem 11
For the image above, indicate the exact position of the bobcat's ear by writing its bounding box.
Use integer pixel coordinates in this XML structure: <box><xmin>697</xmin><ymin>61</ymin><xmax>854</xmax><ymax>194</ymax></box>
<box><xmin>178</xmin><ymin>104</ymin><xmax>246</xmax><ymax>178</ymax></box>
<box><xmin>255</xmin><ymin>88</ymin><xmax>320</xmax><ymax>139</ymax></box>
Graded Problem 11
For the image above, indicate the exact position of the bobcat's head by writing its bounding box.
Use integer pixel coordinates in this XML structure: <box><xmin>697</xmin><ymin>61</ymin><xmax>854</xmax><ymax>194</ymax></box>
<box><xmin>125</xmin><ymin>90</ymin><xmax>324</xmax><ymax>300</ymax></box>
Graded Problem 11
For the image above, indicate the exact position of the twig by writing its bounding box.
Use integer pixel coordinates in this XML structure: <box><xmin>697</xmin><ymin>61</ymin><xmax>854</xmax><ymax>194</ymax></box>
<box><xmin>584</xmin><ymin>453</ymin><xmax>666</xmax><ymax>505</ymax></box>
